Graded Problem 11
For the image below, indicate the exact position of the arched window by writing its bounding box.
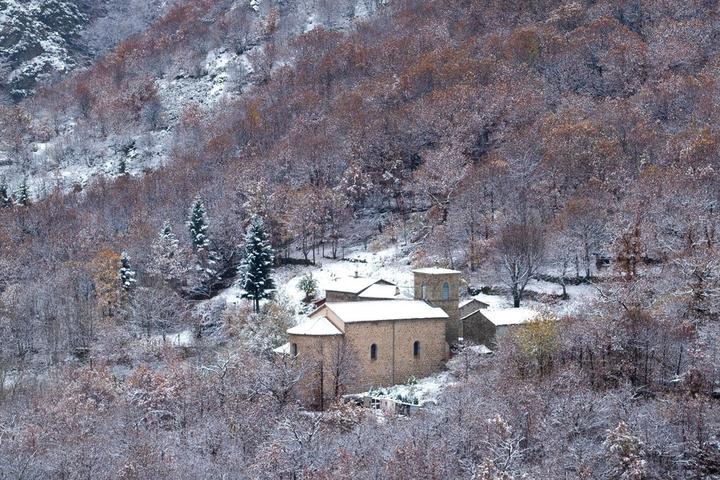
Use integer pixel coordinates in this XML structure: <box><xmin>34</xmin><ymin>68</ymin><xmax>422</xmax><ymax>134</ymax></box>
<box><xmin>370</xmin><ymin>343</ymin><xmax>377</xmax><ymax>360</ymax></box>
<box><xmin>442</xmin><ymin>282</ymin><xmax>450</xmax><ymax>300</ymax></box>
<box><xmin>291</xmin><ymin>343</ymin><xmax>298</xmax><ymax>356</ymax></box>
<box><xmin>413</xmin><ymin>341</ymin><xmax>420</xmax><ymax>357</ymax></box>
<box><xmin>421</xmin><ymin>284</ymin><xmax>427</xmax><ymax>300</ymax></box>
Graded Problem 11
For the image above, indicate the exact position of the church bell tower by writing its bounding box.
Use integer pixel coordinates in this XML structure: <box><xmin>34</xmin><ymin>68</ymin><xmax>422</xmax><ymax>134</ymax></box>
<box><xmin>412</xmin><ymin>267</ymin><xmax>461</xmax><ymax>343</ymax></box>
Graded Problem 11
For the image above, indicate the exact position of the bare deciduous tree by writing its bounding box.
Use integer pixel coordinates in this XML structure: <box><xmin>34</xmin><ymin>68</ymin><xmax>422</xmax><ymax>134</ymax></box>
<box><xmin>497</xmin><ymin>222</ymin><xmax>544</xmax><ymax>308</ymax></box>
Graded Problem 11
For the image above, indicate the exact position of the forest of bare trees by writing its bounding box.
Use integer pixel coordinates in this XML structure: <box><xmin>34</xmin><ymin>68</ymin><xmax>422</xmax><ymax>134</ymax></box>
<box><xmin>1</xmin><ymin>0</ymin><xmax>720</xmax><ymax>478</ymax></box>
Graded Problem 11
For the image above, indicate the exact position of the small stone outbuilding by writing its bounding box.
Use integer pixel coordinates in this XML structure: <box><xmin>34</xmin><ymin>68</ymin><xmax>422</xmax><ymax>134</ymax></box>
<box><xmin>459</xmin><ymin>298</ymin><xmax>489</xmax><ymax>318</ymax></box>
<box><xmin>462</xmin><ymin>308</ymin><xmax>538</xmax><ymax>348</ymax></box>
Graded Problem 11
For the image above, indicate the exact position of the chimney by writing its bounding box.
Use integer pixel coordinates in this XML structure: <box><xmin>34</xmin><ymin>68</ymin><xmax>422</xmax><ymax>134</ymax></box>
<box><xmin>354</xmin><ymin>270</ymin><xmax>358</xmax><ymax>278</ymax></box>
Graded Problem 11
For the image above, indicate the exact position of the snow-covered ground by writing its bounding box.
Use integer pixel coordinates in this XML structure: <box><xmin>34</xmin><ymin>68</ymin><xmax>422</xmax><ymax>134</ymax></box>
<box><xmin>521</xmin><ymin>278</ymin><xmax>600</xmax><ymax>316</ymax></box>
<box><xmin>149</xmin><ymin>329</ymin><xmax>194</xmax><ymax>348</ymax></box>
<box><xmin>214</xmin><ymin>239</ymin><xmax>601</xmax><ymax>330</ymax></box>
<box><xmin>364</xmin><ymin>370</ymin><xmax>454</xmax><ymax>407</ymax></box>
<box><xmin>1</xmin><ymin>370</ymin><xmax>20</xmax><ymax>391</ymax></box>
<box><xmin>203</xmin><ymin>239</ymin><xmax>601</xmax><ymax>404</ymax></box>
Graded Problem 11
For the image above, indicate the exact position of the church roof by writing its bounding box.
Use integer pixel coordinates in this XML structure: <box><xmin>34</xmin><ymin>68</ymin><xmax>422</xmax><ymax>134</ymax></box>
<box><xmin>288</xmin><ymin>316</ymin><xmax>343</xmax><ymax>336</ymax></box>
<box><xmin>412</xmin><ymin>267</ymin><xmax>461</xmax><ymax>274</ymax></box>
<box><xmin>323</xmin><ymin>277</ymin><xmax>383</xmax><ymax>294</ymax></box>
<box><xmin>327</xmin><ymin>300</ymin><xmax>448</xmax><ymax>323</ymax></box>
<box><xmin>358</xmin><ymin>283</ymin><xmax>411</xmax><ymax>300</ymax></box>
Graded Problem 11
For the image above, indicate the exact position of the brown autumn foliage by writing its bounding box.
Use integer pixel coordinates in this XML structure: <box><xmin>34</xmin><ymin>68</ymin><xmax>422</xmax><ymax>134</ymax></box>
<box><xmin>1</xmin><ymin>0</ymin><xmax>720</xmax><ymax>478</ymax></box>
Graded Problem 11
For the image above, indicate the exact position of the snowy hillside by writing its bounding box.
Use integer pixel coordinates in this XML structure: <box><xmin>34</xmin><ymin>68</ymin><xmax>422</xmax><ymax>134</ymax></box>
<box><xmin>0</xmin><ymin>0</ymin><xmax>388</xmax><ymax>199</ymax></box>
<box><xmin>3</xmin><ymin>1</ymin><xmax>720</xmax><ymax>477</ymax></box>
<box><xmin>0</xmin><ymin>0</ymin><xmax>88</xmax><ymax>101</ymax></box>
<box><xmin>0</xmin><ymin>0</ymin><xmax>172</xmax><ymax>102</ymax></box>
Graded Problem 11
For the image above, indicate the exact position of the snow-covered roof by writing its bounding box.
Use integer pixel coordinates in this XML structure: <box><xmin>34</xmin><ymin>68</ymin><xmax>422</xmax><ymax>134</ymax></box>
<box><xmin>273</xmin><ymin>342</ymin><xmax>291</xmax><ymax>354</ymax></box>
<box><xmin>412</xmin><ymin>267</ymin><xmax>461</xmax><ymax>274</ymax></box>
<box><xmin>471</xmin><ymin>293</ymin><xmax>506</xmax><ymax>308</ymax></box>
<box><xmin>358</xmin><ymin>283</ymin><xmax>411</xmax><ymax>300</ymax></box>
<box><xmin>481</xmin><ymin>308</ymin><xmax>538</xmax><ymax>326</ymax></box>
<box><xmin>323</xmin><ymin>277</ymin><xmax>382</xmax><ymax>294</ymax></box>
<box><xmin>287</xmin><ymin>316</ymin><xmax>343</xmax><ymax>336</ymax></box>
<box><xmin>327</xmin><ymin>300</ymin><xmax>448</xmax><ymax>323</ymax></box>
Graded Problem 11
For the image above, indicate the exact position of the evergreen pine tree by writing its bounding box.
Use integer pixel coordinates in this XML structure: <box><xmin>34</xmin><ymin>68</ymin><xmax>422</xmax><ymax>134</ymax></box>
<box><xmin>0</xmin><ymin>182</ymin><xmax>10</xmax><ymax>208</ymax></box>
<box><xmin>118</xmin><ymin>157</ymin><xmax>128</xmax><ymax>176</ymax></box>
<box><xmin>185</xmin><ymin>199</ymin><xmax>221</xmax><ymax>297</ymax></box>
<box><xmin>149</xmin><ymin>221</ymin><xmax>186</xmax><ymax>284</ymax></box>
<box><xmin>119</xmin><ymin>252</ymin><xmax>137</xmax><ymax>291</ymax></box>
<box><xmin>187</xmin><ymin>196</ymin><xmax>210</xmax><ymax>252</ymax></box>
<box><xmin>240</xmin><ymin>215</ymin><xmax>275</xmax><ymax>312</ymax></box>
<box><xmin>15</xmin><ymin>178</ymin><xmax>29</xmax><ymax>206</ymax></box>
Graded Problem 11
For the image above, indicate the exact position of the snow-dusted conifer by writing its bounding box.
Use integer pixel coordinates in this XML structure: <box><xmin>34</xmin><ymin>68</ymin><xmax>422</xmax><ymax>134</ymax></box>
<box><xmin>185</xmin><ymin>200</ymin><xmax>221</xmax><ymax>297</ymax></box>
<box><xmin>119</xmin><ymin>252</ymin><xmax>137</xmax><ymax>291</ymax></box>
<box><xmin>249</xmin><ymin>0</ymin><xmax>260</xmax><ymax>12</ymax></box>
<box><xmin>240</xmin><ymin>215</ymin><xmax>275</xmax><ymax>312</ymax></box>
<box><xmin>0</xmin><ymin>182</ymin><xmax>10</xmax><ymax>208</ymax></box>
<box><xmin>187</xmin><ymin>196</ymin><xmax>210</xmax><ymax>252</ymax></box>
<box><xmin>149</xmin><ymin>221</ymin><xmax>186</xmax><ymax>283</ymax></box>
<box><xmin>118</xmin><ymin>157</ymin><xmax>128</xmax><ymax>176</ymax></box>
<box><xmin>15</xmin><ymin>178</ymin><xmax>29</xmax><ymax>206</ymax></box>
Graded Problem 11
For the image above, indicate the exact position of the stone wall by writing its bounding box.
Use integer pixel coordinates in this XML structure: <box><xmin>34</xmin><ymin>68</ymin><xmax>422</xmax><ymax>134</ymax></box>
<box><xmin>413</xmin><ymin>271</ymin><xmax>461</xmax><ymax>342</ymax></box>
<box><xmin>290</xmin><ymin>317</ymin><xmax>447</xmax><ymax>407</ymax></box>
<box><xmin>343</xmin><ymin>318</ymin><xmax>447</xmax><ymax>392</ymax></box>
<box><xmin>462</xmin><ymin>310</ymin><xmax>497</xmax><ymax>347</ymax></box>
<box><xmin>289</xmin><ymin>333</ymin><xmax>348</xmax><ymax>409</ymax></box>
<box><xmin>391</xmin><ymin>319</ymin><xmax>447</xmax><ymax>385</ymax></box>
<box><xmin>459</xmin><ymin>299</ymin><xmax>488</xmax><ymax>318</ymax></box>
<box><xmin>325</xmin><ymin>290</ymin><xmax>360</xmax><ymax>302</ymax></box>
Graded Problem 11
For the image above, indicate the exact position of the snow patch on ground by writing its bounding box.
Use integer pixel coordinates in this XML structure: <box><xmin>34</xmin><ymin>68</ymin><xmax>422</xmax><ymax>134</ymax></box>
<box><xmin>277</xmin><ymin>244</ymin><xmax>416</xmax><ymax>309</ymax></box>
<box><xmin>522</xmin><ymin>278</ymin><xmax>600</xmax><ymax>316</ymax></box>
<box><xmin>2</xmin><ymin>371</ymin><xmax>19</xmax><ymax>390</ymax></box>
<box><xmin>149</xmin><ymin>329</ymin><xmax>194</xmax><ymax>348</ymax></box>
<box><xmin>304</xmin><ymin>13</ymin><xmax>319</xmax><ymax>32</ymax></box>
<box><xmin>364</xmin><ymin>370</ymin><xmax>454</xmax><ymax>406</ymax></box>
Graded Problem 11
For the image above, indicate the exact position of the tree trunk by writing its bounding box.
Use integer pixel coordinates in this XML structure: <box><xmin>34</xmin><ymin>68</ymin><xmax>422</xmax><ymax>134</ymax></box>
<box><xmin>574</xmin><ymin>254</ymin><xmax>580</xmax><ymax>280</ymax></box>
<box><xmin>584</xmin><ymin>244</ymin><xmax>591</xmax><ymax>279</ymax></box>
<box><xmin>513</xmin><ymin>288</ymin><xmax>521</xmax><ymax>308</ymax></box>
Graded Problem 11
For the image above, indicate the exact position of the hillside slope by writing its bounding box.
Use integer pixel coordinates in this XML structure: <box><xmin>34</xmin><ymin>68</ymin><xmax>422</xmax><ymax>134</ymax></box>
<box><xmin>0</xmin><ymin>0</ymin><xmax>89</xmax><ymax>101</ymax></box>
<box><xmin>0</xmin><ymin>0</ymin><xmax>170</xmax><ymax>102</ymax></box>
<box><xmin>0</xmin><ymin>1</ymin><xmax>720</xmax><ymax>478</ymax></box>
<box><xmin>0</xmin><ymin>0</ymin><xmax>386</xmax><ymax>191</ymax></box>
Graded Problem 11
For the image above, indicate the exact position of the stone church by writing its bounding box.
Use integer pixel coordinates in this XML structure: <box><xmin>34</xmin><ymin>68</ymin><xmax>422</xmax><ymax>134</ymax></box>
<box><xmin>277</xmin><ymin>267</ymin><xmax>473</xmax><ymax>407</ymax></box>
